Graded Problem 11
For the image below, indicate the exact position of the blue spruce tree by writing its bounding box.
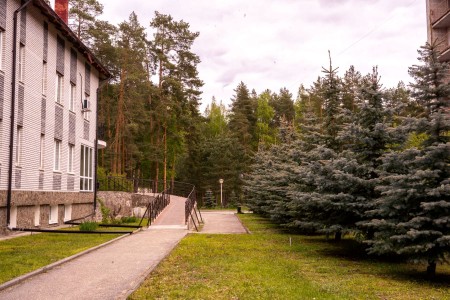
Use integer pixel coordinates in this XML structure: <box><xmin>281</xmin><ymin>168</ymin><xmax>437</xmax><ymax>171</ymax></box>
<box><xmin>365</xmin><ymin>43</ymin><xmax>450</xmax><ymax>277</ymax></box>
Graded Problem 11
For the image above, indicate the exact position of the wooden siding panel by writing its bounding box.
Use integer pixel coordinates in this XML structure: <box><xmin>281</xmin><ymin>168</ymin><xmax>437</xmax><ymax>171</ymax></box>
<box><xmin>43</xmin><ymin>22</ymin><xmax>48</xmax><ymax>62</ymax></box>
<box><xmin>0</xmin><ymin>0</ymin><xmax>6</xmax><ymax>30</ymax></box>
<box><xmin>85</xmin><ymin>63</ymin><xmax>90</xmax><ymax>95</ymax></box>
<box><xmin>39</xmin><ymin>171</ymin><xmax>44</xmax><ymax>190</ymax></box>
<box><xmin>69</xmin><ymin>112</ymin><xmax>75</xmax><ymax>144</ymax></box>
<box><xmin>70</xmin><ymin>49</ymin><xmax>77</xmax><ymax>84</ymax></box>
<box><xmin>0</xmin><ymin>73</ymin><xmax>4</xmax><ymax>119</ymax></box>
<box><xmin>56</xmin><ymin>35</ymin><xmax>64</xmax><ymax>75</ymax></box>
<box><xmin>67</xmin><ymin>175</ymin><xmax>74</xmax><ymax>190</ymax></box>
<box><xmin>41</xmin><ymin>98</ymin><xmax>46</xmax><ymax>134</ymax></box>
<box><xmin>17</xmin><ymin>85</ymin><xmax>24</xmax><ymax>126</ymax></box>
<box><xmin>54</xmin><ymin>105</ymin><xmax>63</xmax><ymax>140</ymax></box>
<box><xmin>83</xmin><ymin>119</ymin><xmax>89</xmax><ymax>140</ymax></box>
<box><xmin>53</xmin><ymin>173</ymin><xmax>61</xmax><ymax>190</ymax></box>
<box><xmin>20</xmin><ymin>7</ymin><xmax>26</xmax><ymax>44</ymax></box>
<box><xmin>15</xmin><ymin>169</ymin><xmax>21</xmax><ymax>189</ymax></box>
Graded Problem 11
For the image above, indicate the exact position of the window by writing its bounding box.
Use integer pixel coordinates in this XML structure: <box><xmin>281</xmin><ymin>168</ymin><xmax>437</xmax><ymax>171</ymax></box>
<box><xmin>10</xmin><ymin>207</ymin><xmax>18</xmax><ymax>228</ymax></box>
<box><xmin>69</xmin><ymin>84</ymin><xmax>75</xmax><ymax>111</ymax></box>
<box><xmin>54</xmin><ymin>139</ymin><xmax>61</xmax><ymax>171</ymax></box>
<box><xmin>64</xmin><ymin>204</ymin><xmax>72</xmax><ymax>222</ymax></box>
<box><xmin>0</xmin><ymin>30</ymin><xmax>4</xmax><ymax>71</ymax></box>
<box><xmin>16</xmin><ymin>126</ymin><xmax>23</xmax><ymax>166</ymax></box>
<box><xmin>68</xmin><ymin>144</ymin><xmax>74</xmax><ymax>173</ymax></box>
<box><xmin>49</xmin><ymin>205</ymin><xmax>58</xmax><ymax>224</ymax></box>
<box><xmin>42</xmin><ymin>62</ymin><xmax>47</xmax><ymax>95</ymax></box>
<box><xmin>19</xmin><ymin>44</ymin><xmax>25</xmax><ymax>82</ymax></box>
<box><xmin>56</xmin><ymin>73</ymin><xmax>64</xmax><ymax>104</ymax></box>
<box><xmin>39</xmin><ymin>134</ymin><xmax>45</xmax><ymax>169</ymax></box>
<box><xmin>34</xmin><ymin>205</ymin><xmax>40</xmax><ymax>226</ymax></box>
<box><xmin>83</xmin><ymin>95</ymin><xmax>90</xmax><ymax>120</ymax></box>
<box><xmin>80</xmin><ymin>145</ymin><xmax>93</xmax><ymax>191</ymax></box>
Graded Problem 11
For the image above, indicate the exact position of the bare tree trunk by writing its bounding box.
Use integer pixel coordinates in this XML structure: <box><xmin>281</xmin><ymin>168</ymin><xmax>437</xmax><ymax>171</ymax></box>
<box><xmin>334</xmin><ymin>231</ymin><xmax>342</xmax><ymax>242</ymax></box>
<box><xmin>427</xmin><ymin>259</ymin><xmax>436</xmax><ymax>277</ymax></box>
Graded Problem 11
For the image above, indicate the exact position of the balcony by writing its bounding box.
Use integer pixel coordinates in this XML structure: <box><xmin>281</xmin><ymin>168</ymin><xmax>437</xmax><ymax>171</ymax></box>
<box><xmin>431</xmin><ymin>0</ymin><xmax>450</xmax><ymax>28</ymax></box>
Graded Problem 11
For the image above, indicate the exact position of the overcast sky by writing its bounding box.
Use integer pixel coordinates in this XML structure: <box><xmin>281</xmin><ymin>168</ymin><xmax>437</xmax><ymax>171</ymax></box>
<box><xmin>57</xmin><ymin>0</ymin><xmax>427</xmax><ymax>111</ymax></box>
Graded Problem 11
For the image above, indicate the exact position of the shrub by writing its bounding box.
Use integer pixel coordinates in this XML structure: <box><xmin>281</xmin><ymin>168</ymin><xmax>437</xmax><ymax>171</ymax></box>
<box><xmin>121</xmin><ymin>216</ymin><xmax>137</xmax><ymax>223</ymax></box>
<box><xmin>98</xmin><ymin>198</ymin><xmax>111</xmax><ymax>224</ymax></box>
<box><xmin>79</xmin><ymin>221</ymin><xmax>98</xmax><ymax>232</ymax></box>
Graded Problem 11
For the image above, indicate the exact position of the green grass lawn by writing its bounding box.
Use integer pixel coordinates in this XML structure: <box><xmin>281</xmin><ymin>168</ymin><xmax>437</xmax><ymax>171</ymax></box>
<box><xmin>0</xmin><ymin>230</ymin><xmax>123</xmax><ymax>284</ymax></box>
<box><xmin>130</xmin><ymin>214</ymin><xmax>450</xmax><ymax>300</ymax></box>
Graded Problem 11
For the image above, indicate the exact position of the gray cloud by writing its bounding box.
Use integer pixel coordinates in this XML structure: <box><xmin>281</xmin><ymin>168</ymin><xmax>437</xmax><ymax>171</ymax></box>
<box><xmin>85</xmin><ymin>0</ymin><xmax>426</xmax><ymax>109</ymax></box>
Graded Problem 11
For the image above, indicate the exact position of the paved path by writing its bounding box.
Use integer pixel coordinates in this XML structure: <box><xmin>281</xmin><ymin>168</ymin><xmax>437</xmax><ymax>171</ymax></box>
<box><xmin>0</xmin><ymin>197</ymin><xmax>247</xmax><ymax>300</ymax></box>
<box><xmin>151</xmin><ymin>195</ymin><xmax>186</xmax><ymax>227</ymax></box>
<box><xmin>0</xmin><ymin>229</ymin><xmax>187</xmax><ymax>300</ymax></box>
<box><xmin>199</xmin><ymin>211</ymin><xmax>248</xmax><ymax>234</ymax></box>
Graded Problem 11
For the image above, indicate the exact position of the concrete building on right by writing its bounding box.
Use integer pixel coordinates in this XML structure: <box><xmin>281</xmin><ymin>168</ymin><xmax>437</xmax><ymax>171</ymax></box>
<box><xmin>426</xmin><ymin>0</ymin><xmax>450</xmax><ymax>61</ymax></box>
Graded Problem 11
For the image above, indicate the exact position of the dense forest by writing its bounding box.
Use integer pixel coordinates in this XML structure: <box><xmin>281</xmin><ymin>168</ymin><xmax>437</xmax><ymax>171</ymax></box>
<box><xmin>71</xmin><ymin>1</ymin><xmax>449</xmax><ymax>275</ymax></box>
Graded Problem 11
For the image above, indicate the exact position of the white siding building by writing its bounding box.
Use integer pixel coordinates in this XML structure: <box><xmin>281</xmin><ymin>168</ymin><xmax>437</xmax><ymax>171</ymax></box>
<box><xmin>0</xmin><ymin>0</ymin><xmax>110</xmax><ymax>231</ymax></box>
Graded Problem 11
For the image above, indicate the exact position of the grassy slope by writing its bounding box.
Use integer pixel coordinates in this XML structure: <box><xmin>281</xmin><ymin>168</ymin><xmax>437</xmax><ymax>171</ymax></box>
<box><xmin>131</xmin><ymin>214</ymin><xmax>450</xmax><ymax>300</ymax></box>
<box><xmin>0</xmin><ymin>232</ymin><xmax>122</xmax><ymax>284</ymax></box>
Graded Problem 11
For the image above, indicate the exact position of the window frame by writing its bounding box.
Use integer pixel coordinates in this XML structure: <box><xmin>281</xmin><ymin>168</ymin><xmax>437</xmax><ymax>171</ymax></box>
<box><xmin>53</xmin><ymin>139</ymin><xmax>61</xmax><ymax>171</ymax></box>
<box><xmin>39</xmin><ymin>134</ymin><xmax>45</xmax><ymax>170</ymax></box>
<box><xmin>42</xmin><ymin>62</ymin><xmax>47</xmax><ymax>96</ymax></box>
<box><xmin>83</xmin><ymin>94</ymin><xmax>90</xmax><ymax>120</ymax></box>
<box><xmin>34</xmin><ymin>205</ymin><xmax>40</xmax><ymax>226</ymax></box>
<box><xmin>56</xmin><ymin>73</ymin><xmax>64</xmax><ymax>104</ymax></box>
<box><xmin>0</xmin><ymin>30</ymin><xmax>4</xmax><ymax>71</ymax></box>
<box><xmin>49</xmin><ymin>205</ymin><xmax>58</xmax><ymax>224</ymax></box>
<box><xmin>16</xmin><ymin>126</ymin><xmax>23</xmax><ymax>166</ymax></box>
<box><xmin>80</xmin><ymin>144</ymin><xmax>93</xmax><ymax>191</ymax></box>
<box><xmin>69</xmin><ymin>83</ymin><xmax>75</xmax><ymax>111</ymax></box>
<box><xmin>68</xmin><ymin>144</ymin><xmax>74</xmax><ymax>173</ymax></box>
<box><xmin>18</xmin><ymin>44</ymin><xmax>25</xmax><ymax>82</ymax></box>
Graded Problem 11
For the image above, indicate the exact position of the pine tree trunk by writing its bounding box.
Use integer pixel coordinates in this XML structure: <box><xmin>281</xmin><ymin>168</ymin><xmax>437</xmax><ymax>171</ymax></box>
<box><xmin>154</xmin><ymin>131</ymin><xmax>160</xmax><ymax>192</ymax></box>
<box><xmin>171</xmin><ymin>153</ymin><xmax>176</xmax><ymax>194</ymax></box>
<box><xmin>427</xmin><ymin>260</ymin><xmax>436</xmax><ymax>277</ymax></box>
<box><xmin>163</xmin><ymin>125</ymin><xmax>167</xmax><ymax>191</ymax></box>
<box><xmin>334</xmin><ymin>231</ymin><xmax>342</xmax><ymax>242</ymax></box>
<box><xmin>113</xmin><ymin>68</ymin><xmax>126</xmax><ymax>174</ymax></box>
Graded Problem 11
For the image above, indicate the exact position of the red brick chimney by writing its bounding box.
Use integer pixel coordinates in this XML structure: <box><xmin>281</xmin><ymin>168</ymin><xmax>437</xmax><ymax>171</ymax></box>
<box><xmin>55</xmin><ymin>0</ymin><xmax>69</xmax><ymax>24</ymax></box>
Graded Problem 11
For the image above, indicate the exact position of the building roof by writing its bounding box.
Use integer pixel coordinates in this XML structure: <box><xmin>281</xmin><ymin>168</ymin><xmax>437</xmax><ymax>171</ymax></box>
<box><xmin>31</xmin><ymin>0</ymin><xmax>111</xmax><ymax>80</ymax></box>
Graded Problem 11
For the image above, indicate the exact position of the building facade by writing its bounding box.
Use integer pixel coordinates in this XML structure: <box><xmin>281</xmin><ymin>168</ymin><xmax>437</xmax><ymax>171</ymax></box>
<box><xmin>426</xmin><ymin>0</ymin><xmax>450</xmax><ymax>61</ymax></box>
<box><xmin>0</xmin><ymin>0</ymin><xmax>109</xmax><ymax>232</ymax></box>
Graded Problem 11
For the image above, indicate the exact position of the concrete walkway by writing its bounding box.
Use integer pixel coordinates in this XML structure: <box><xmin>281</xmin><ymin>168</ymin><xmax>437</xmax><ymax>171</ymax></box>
<box><xmin>151</xmin><ymin>194</ymin><xmax>186</xmax><ymax>228</ymax></box>
<box><xmin>0</xmin><ymin>229</ymin><xmax>187</xmax><ymax>300</ymax></box>
<box><xmin>0</xmin><ymin>197</ymin><xmax>247</xmax><ymax>300</ymax></box>
<box><xmin>199</xmin><ymin>211</ymin><xmax>248</xmax><ymax>234</ymax></box>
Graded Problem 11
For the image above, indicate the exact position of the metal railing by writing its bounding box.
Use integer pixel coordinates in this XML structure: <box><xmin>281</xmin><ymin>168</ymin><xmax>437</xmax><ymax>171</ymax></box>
<box><xmin>185</xmin><ymin>186</ymin><xmax>203</xmax><ymax>231</ymax></box>
<box><xmin>138</xmin><ymin>188</ymin><xmax>171</xmax><ymax>227</ymax></box>
<box><xmin>98</xmin><ymin>176</ymin><xmax>201</xmax><ymax>230</ymax></box>
<box><xmin>98</xmin><ymin>177</ymin><xmax>164</xmax><ymax>194</ymax></box>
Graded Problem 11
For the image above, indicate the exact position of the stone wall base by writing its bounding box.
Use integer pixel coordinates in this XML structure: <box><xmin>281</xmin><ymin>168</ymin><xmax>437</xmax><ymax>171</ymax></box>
<box><xmin>1</xmin><ymin>191</ymin><xmax>156</xmax><ymax>235</ymax></box>
<box><xmin>0</xmin><ymin>190</ymin><xmax>94</xmax><ymax>233</ymax></box>
<box><xmin>97</xmin><ymin>191</ymin><xmax>155</xmax><ymax>220</ymax></box>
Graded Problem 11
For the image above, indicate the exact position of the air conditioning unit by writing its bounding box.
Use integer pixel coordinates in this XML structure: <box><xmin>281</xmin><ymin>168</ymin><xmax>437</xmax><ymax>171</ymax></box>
<box><xmin>81</xmin><ymin>99</ymin><xmax>91</xmax><ymax>112</ymax></box>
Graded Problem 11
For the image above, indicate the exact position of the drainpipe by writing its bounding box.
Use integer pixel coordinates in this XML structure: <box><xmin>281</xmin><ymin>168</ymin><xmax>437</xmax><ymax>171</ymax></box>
<box><xmin>93</xmin><ymin>77</ymin><xmax>110</xmax><ymax>213</ymax></box>
<box><xmin>6</xmin><ymin>0</ymin><xmax>33</xmax><ymax>228</ymax></box>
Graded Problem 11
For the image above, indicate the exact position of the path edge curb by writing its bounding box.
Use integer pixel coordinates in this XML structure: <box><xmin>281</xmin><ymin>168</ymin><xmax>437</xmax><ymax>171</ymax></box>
<box><xmin>0</xmin><ymin>229</ymin><xmax>139</xmax><ymax>292</ymax></box>
<box><xmin>234</xmin><ymin>213</ymin><xmax>252</xmax><ymax>234</ymax></box>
